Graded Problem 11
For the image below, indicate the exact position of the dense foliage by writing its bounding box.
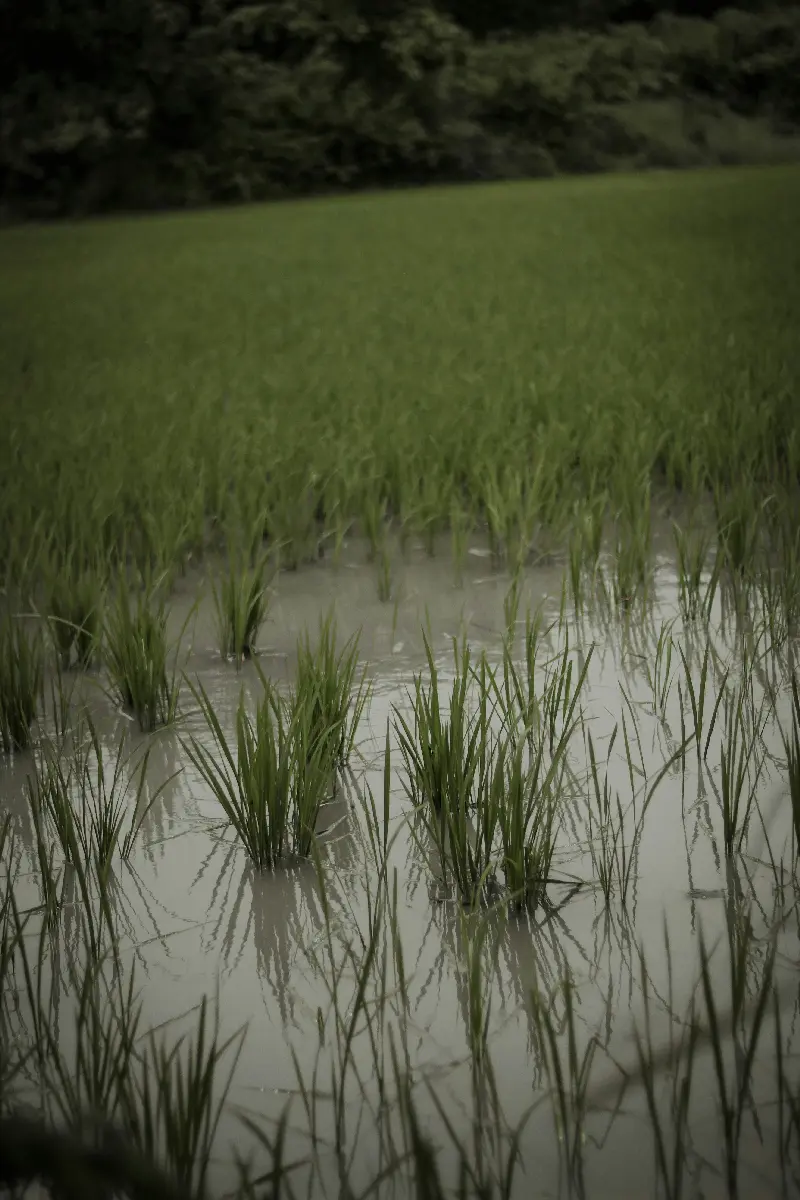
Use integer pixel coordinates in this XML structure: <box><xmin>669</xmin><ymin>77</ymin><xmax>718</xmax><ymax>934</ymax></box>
<box><xmin>1</xmin><ymin>1</ymin><xmax>799</xmax><ymax>214</ymax></box>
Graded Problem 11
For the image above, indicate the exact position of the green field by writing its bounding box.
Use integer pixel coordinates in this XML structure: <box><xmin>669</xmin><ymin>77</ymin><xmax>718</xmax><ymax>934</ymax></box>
<box><xmin>2</xmin><ymin>164</ymin><xmax>799</xmax><ymax>583</ymax></box>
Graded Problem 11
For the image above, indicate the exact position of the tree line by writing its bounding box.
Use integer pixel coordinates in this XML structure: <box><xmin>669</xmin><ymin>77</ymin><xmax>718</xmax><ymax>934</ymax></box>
<box><xmin>1</xmin><ymin>1</ymin><xmax>798</xmax><ymax>216</ymax></box>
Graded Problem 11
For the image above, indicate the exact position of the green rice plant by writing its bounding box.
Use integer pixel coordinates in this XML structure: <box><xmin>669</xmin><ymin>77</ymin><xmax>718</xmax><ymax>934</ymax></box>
<box><xmin>361</xmin><ymin>486</ymin><xmax>388</xmax><ymax>564</ymax></box>
<box><xmin>718</xmin><ymin>681</ymin><xmax>768</xmax><ymax>858</ymax></box>
<box><xmin>493</xmin><ymin>606</ymin><xmax>548</xmax><ymax>758</ymax></box>
<box><xmin>541</xmin><ymin>637</ymin><xmax>593</xmax><ymax>759</ymax></box>
<box><xmin>37</xmin><ymin>956</ymin><xmax>143</xmax><ymax>1139</ymax></box>
<box><xmin>118</xmin><ymin>994</ymin><xmax>245</xmax><ymax>1199</ymax></box>
<box><xmin>678</xmin><ymin>639</ymin><xmax>727</xmax><ymax>772</ymax></box>
<box><xmin>450</xmin><ymin>495</ymin><xmax>472</xmax><ymax>588</ymax></box>
<box><xmin>413</xmin><ymin>470</ymin><xmax>449</xmax><ymax>558</ymax></box>
<box><xmin>395</xmin><ymin>637</ymin><xmax>500</xmax><ymax>905</ymax></box>
<box><xmin>568</xmin><ymin>492</ymin><xmax>606</xmax><ymax>614</ymax></box>
<box><xmin>585</xmin><ymin>730</ymin><xmax>628</xmax><ymax>908</ymax></box>
<box><xmin>713</xmin><ymin>482</ymin><xmax>768</xmax><ymax>578</ymax></box>
<box><xmin>45</xmin><ymin>551</ymin><xmax>106</xmax><ymax>670</ymax></box>
<box><xmin>503</xmin><ymin>570</ymin><xmax>523</xmax><ymax>644</ymax></box>
<box><xmin>294</xmin><ymin>614</ymin><xmax>370</xmax><ymax>769</ymax></box>
<box><xmin>673</xmin><ymin>517</ymin><xmax>717</xmax><ymax>622</ymax></box>
<box><xmin>264</xmin><ymin>468</ymin><xmax>321</xmax><ymax>571</ymax></box>
<box><xmin>210</xmin><ymin>544</ymin><xmax>273</xmax><ymax>664</ymax></box>
<box><xmin>780</xmin><ymin>672</ymin><xmax>800</xmax><ymax>859</ymax></box>
<box><xmin>28</xmin><ymin>713</ymin><xmax>178</xmax><ymax>880</ymax></box>
<box><xmin>103</xmin><ymin>575</ymin><xmax>186</xmax><ymax>732</ymax></box>
<box><xmin>394</xmin><ymin>633</ymin><xmax>489</xmax><ymax>818</ymax></box>
<box><xmin>496</xmin><ymin>730</ymin><xmax>564</xmax><ymax>911</ymax></box>
<box><xmin>482</xmin><ymin>465</ymin><xmax>538</xmax><ymax>573</ymax></box>
<box><xmin>0</xmin><ymin>614</ymin><xmax>43</xmax><ymax>753</ymax></box>
<box><xmin>639</xmin><ymin>620</ymin><xmax>676</xmax><ymax>720</ymax></box>
<box><xmin>185</xmin><ymin>671</ymin><xmax>334</xmax><ymax>867</ymax></box>
<box><xmin>376</xmin><ymin>539</ymin><xmax>392</xmax><ymax>602</ymax></box>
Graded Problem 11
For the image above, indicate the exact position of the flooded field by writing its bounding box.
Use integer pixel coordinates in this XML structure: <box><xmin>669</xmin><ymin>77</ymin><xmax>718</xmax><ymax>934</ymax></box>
<box><xmin>1</xmin><ymin>529</ymin><xmax>798</xmax><ymax>1199</ymax></box>
<box><xmin>1</xmin><ymin>165</ymin><xmax>799</xmax><ymax>1197</ymax></box>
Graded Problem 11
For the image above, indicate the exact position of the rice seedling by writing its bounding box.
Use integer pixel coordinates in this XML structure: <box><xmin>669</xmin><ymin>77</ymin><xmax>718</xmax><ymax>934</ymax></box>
<box><xmin>0</xmin><ymin>613</ymin><xmax>43</xmax><ymax>753</ymax></box>
<box><xmin>673</xmin><ymin>513</ymin><xmax>718</xmax><ymax>623</ymax></box>
<box><xmin>639</xmin><ymin>620</ymin><xmax>676</xmax><ymax>720</ymax></box>
<box><xmin>264</xmin><ymin>468</ymin><xmax>322</xmax><ymax>571</ymax></box>
<box><xmin>395</xmin><ymin>638</ymin><xmax>505</xmax><ymax>905</ymax></box>
<box><xmin>678</xmin><ymin>638</ymin><xmax>727</xmax><ymax>772</ymax></box>
<box><xmin>361</xmin><ymin>486</ymin><xmax>388</xmax><ymax>564</ymax></box>
<box><xmin>103</xmin><ymin>574</ymin><xmax>188</xmax><ymax>732</ymax></box>
<box><xmin>376</xmin><ymin>539</ymin><xmax>393</xmax><ymax>602</ymax></box>
<box><xmin>185</xmin><ymin>670</ymin><xmax>335</xmax><ymax>867</ymax></box>
<box><xmin>27</xmin><ymin>712</ymin><xmax>179</xmax><ymax>879</ymax></box>
<box><xmin>450</xmin><ymin>496</ymin><xmax>471</xmax><ymax>588</ymax></box>
<box><xmin>503</xmin><ymin>571</ymin><xmax>522</xmax><ymax>644</ymax></box>
<box><xmin>495</xmin><ymin>731</ymin><xmax>564</xmax><ymax>912</ymax></box>
<box><xmin>585</xmin><ymin>730</ymin><xmax>628</xmax><ymax>908</ymax></box>
<box><xmin>45</xmin><ymin>550</ymin><xmax>106</xmax><ymax>670</ymax></box>
<box><xmin>294</xmin><ymin>614</ymin><xmax>370</xmax><ymax>769</ymax></box>
<box><xmin>210</xmin><ymin>544</ymin><xmax>274</xmax><ymax>663</ymax></box>
<box><xmin>713</xmin><ymin>482</ymin><xmax>769</xmax><ymax>580</ymax></box>
<box><xmin>120</xmin><ymin>994</ymin><xmax>245</xmax><ymax>1198</ymax></box>
<box><xmin>568</xmin><ymin>493</ymin><xmax>606</xmax><ymax>615</ymax></box>
<box><xmin>394</xmin><ymin>633</ymin><xmax>485</xmax><ymax>818</ymax></box>
<box><xmin>717</xmin><ymin>681</ymin><xmax>769</xmax><ymax>858</ymax></box>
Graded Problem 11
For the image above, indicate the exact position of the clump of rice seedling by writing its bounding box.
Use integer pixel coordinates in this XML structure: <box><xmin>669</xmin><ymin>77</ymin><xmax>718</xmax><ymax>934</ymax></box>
<box><xmin>0</xmin><ymin>614</ymin><xmax>43</xmax><ymax>753</ymax></box>
<box><xmin>27</xmin><ymin>712</ymin><xmax>177</xmax><ymax>879</ymax></box>
<box><xmin>673</xmin><ymin>517</ymin><xmax>718</xmax><ymax>621</ymax></box>
<box><xmin>295</xmin><ymin>614</ymin><xmax>371</xmax><ymax>769</ymax></box>
<box><xmin>394</xmin><ymin>633</ymin><xmax>486</xmax><ymax>818</ymax></box>
<box><xmin>103</xmin><ymin>574</ymin><xmax>185</xmax><ymax>732</ymax></box>
<box><xmin>119</xmin><ymin>993</ymin><xmax>245</xmax><ymax>1198</ymax></box>
<box><xmin>185</xmin><ymin>668</ymin><xmax>336</xmax><ymax>867</ymax></box>
<box><xmin>45</xmin><ymin>550</ymin><xmax>105</xmax><ymax>670</ymax></box>
<box><xmin>713</xmin><ymin>481</ymin><xmax>767</xmax><ymax>578</ymax></box>
<box><xmin>396</xmin><ymin>639</ymin><xmax>501</xmax><ymax>905</ymax></box>
<box><xmin>211</xmin><ymin>544</ymin><xmax>273</xmax><ymax>664</ymax></box>
<box><xmin>264</xmin><ymin>467</ymin><xmax>322</xmax><ymax>570</ymax></box>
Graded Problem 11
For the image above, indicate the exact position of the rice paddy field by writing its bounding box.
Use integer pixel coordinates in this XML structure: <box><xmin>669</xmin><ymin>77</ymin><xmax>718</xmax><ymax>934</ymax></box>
<box><xmin>1</xmin><ymin>162</ymin><xmax>800</xmax><ymax>1198</ymax></box>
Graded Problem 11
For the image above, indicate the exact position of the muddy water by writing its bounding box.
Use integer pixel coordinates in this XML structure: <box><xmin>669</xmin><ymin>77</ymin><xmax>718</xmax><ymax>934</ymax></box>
<box><xmin>1</xmin><ymin>535</ymin><xmax>797</xmax><ymax>1198</ymax></box>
